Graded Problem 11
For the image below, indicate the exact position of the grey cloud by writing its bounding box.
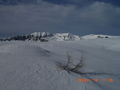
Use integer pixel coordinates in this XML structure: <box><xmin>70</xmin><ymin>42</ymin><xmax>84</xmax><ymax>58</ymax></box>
<box><xmin>0</xmin><ymin>1</ymin><xmax>120</xmax><ymax>36</ymax></box>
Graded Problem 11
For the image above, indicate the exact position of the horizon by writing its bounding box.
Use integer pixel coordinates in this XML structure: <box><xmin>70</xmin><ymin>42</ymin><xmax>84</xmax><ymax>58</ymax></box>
<box><xmin>0</xmin><ymin>31</ymin><xmax>120</xmax><ymax>38</ymax></box>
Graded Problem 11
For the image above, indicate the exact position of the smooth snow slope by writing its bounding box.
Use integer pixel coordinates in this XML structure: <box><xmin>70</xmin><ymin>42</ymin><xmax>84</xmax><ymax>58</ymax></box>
<box><xmin>0</xmin><ymin>39</ymin><xmax>120</xmax><ymax>90</ymax></box>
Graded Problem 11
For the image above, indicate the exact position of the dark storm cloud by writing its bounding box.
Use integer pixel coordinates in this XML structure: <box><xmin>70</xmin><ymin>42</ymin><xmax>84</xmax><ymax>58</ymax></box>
<box><xmin>0</xmin><ymin>0</ymin><xmax>120</xmax><ymax>37</ymax></box>
<box><xmin>1</xmin><ymin>0</ymin><xmax>120</xmax><ymax>6</ymax></box>
<box><xmin>43</xmin><ymin>0</ymin><xmax>120</xmax><ymax>6</ymax></box>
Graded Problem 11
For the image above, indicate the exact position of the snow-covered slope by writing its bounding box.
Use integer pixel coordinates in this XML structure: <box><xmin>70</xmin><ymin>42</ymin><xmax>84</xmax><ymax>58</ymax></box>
<box><xmin>0</xmin><ymin>39</ymin><xmax>120</xmax><ymax>90</ymax></box>
<box><xmin>81</xmin><ymin>34</ymin><xmax>112</xmax><ymax>39</ymax></box>
<box><xmin>81</xmin><ymin>34</ymin><xmax>120</xmax><ymax>39</ymax></box>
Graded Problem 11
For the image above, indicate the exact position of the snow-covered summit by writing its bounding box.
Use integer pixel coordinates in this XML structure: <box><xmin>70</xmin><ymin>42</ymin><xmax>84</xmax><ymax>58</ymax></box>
<box><xmin>29</xmin><ymin>32</ymin><xmax>80</xmax><ymax>41</ymax></box>
<box><xmin>30</xmin><ymin>32</ymin><xmax>52</xmax><ymax>37</ymax></box>
<box><xmin>52</xmin><ymin>33</ymin><xmax>80</xmax><ymax>41</ymax></box>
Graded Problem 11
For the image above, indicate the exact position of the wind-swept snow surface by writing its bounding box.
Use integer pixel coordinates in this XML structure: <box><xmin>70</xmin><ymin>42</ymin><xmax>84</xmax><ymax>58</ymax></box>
<box><xmin>0</xmin><ymin>39</ymin><xmax>120</xmax><ymax>90</ymax></box>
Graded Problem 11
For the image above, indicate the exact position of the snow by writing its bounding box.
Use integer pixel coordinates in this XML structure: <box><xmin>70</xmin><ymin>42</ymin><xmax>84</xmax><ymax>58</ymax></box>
<box><xmin>31</xmin><ymin>32</ymin><xmax>51</xmax><ymax>37</ymax></box>
<box><xmin>2</xmin><ymin>32</ymin><xmax>120</xmax><ymax>41</ymax></box>
<box><xmin>81</xmin><ymin>34</ymin><xmax>113</xmax><ymax>39</ymax></box>
<box><xmin>0</xmin><ymin>38</ymin><xmax>120</xmax><ymax>90</ymax></box>
<box><xmin>53</xmin><ymin>33</ymin><xmax>80</xmax><ymax>41</ymax></box>
<box><xmin>30</xmin><ymin>32</ymin><xmax>80</xmax><ymax>41</ymax></box>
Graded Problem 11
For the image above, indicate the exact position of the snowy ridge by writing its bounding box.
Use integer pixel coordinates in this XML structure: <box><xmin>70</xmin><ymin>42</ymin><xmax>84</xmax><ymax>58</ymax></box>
<box><xmin>30</xmin><ymin>32</ymin><xmax>81</xmax><ymax>41</ymax></box>
<box><xmin>52</xmin><ymin>33</ymin><xmax>80</xmax><ymax>41</ymax></box>
<box><xmin>1</xmin><ymin>32</ymin><xmax>120</xmax><ymax>41</ymax></box>
<box><xmin>18</xmin><ymin>32</ymin><xmax>120</xmax><ymax>40</ymax></box>
<box><xmin>81</xmin><ymin>34</ymin><xmax>114</xmax><ymax>39</ymax></box>
<box><xmin>0</xmin><ymin>32</ymin><xmax>81</xmax><ymax>41</ymax></box>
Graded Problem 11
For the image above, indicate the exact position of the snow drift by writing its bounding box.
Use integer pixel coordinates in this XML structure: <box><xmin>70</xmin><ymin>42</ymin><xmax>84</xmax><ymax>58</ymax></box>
<box><xmin>0</xmin><ymin>38</ymin><xmax>120</xmax><ymax>90</ymax></box>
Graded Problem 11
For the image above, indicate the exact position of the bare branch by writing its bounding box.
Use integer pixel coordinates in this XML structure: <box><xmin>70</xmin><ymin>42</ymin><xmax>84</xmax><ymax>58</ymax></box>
<box><xmin>71</xmin><ymin>54</ymin><xmax>84</xmax><ymax>71</ymax></box>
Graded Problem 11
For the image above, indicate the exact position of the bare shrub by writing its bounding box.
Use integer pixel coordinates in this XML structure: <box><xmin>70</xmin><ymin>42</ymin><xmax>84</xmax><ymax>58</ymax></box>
<box><xmin>56</xmin><ymin>52</ymin><xmax>118</xmax><ymax>77</ymax></box>
<box><xmin>56</xmin><ymin>52</ymin><xmax>84</xmax><ymax>73</ymax></box>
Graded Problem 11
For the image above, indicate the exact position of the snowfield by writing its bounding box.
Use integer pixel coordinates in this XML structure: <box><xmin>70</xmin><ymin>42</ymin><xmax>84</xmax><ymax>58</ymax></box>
<box><xmin>0</xmin><ymin>39</ymin><xmax>120</xmax><ymax>90</ymax></box>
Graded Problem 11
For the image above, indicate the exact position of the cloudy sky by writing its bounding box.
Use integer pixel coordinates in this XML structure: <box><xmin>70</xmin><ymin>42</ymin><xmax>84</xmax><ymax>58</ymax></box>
<box><xmin>0</xmin><ymin>0</ymin><xmax>120</xmax><ymax>37</ymax></box>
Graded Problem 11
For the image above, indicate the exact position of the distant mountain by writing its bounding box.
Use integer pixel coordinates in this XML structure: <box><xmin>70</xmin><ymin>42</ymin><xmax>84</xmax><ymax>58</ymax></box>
<box><xmin>30</xmin><ymin>32</ymin><xmax>81</xmax><ymax>41</ymax></box>
<box><xmin>0</xmin><ymin>32</ymin><xmax>81</xmax><ymax>41</ymax></box>
<box><xmin>52</xmin><ymin>33</ymin><xmax>80</xmax><ymax>41</ymax></box>
<box><xmin>0</xmin><ymin>32</ymin><xmax>119</xmax><ymax>41</ymax></box>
